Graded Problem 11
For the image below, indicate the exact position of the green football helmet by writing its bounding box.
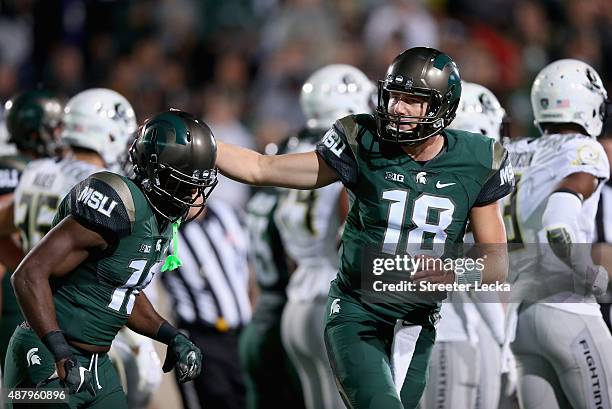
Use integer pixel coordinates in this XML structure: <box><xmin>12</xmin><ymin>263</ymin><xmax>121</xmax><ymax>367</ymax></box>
<box><xmin>376</xmin><ymin>47</ymin><xmax>462</xmax><ymax>144</ymax></box>
<box><xmin>129</xmin><ymin>110</ymin><xmax>218</xmax><ymax>222</ymax></box>
<box><xmin>4</xmin><ymin>89</ymin><xmax>63</xmax><ymax>156</ymax></box>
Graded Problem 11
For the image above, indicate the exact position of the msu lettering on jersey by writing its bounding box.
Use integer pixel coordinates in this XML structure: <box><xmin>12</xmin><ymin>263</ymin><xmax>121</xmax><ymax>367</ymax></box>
<box><xmin>316</xmin><ymin>114</ymin><xmax>514</xmax><ymax>320</ymax></box>
<box><xmin>14</xmin><ymin>158</ymin><xmax>100</xmax><ymax>252</ymax></box>
<box><xmin>51</xmin><ymin>171</ymin><xmax>172</xmax><ymax>346</ymax></box>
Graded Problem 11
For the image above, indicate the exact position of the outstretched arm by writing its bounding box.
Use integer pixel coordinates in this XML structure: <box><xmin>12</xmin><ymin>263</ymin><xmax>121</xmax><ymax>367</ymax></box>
<box><xmin>216</xmin><ymin>141</ymin><xmax>339</xmax><ymax>189</ymax></box>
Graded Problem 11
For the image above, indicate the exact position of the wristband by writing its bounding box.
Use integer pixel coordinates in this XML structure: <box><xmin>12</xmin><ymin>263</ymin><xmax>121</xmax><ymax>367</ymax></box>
<box><xmin>454</xmin><ymin>264</ymin><xmax>483</xmax><ymax>287</ymax></box>
<box><xmin>155</xmin><ymin>321</ymin><xmax>181</xmax><ymax>345</ymax></box>
<box><xmin>41</xmin><ymin>330</ymin><xmax>72</xmax><ymax>362</ymax></box>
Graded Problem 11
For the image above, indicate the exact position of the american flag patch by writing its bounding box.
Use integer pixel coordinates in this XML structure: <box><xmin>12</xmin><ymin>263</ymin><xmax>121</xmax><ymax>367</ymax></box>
<box><xmin>555</xmin><ymin>99</ymin><xmax>570</xmax><ymax>108</ymax></box>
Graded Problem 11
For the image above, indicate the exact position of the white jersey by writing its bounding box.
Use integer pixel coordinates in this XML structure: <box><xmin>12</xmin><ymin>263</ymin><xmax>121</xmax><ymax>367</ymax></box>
<box><xmin>274</xmin><ymin>138</ymin><xmax>343</xmax><ymax>301</ymax></box>
<box><xmin>504</xmin><ymin>133</ymin><xmax>609</xmax><ymax>315</ymax></box>
<box><xmin>14</xmin><ymin>157</ymin><xmax>101</xmax><ymax>252</ymax></box>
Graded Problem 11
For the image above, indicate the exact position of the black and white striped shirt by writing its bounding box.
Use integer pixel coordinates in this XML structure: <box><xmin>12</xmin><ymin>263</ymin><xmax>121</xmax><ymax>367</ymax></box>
<box><xmin>161</xmin><ymin>201</ymin><xmax>252</xmax><ymax>331</ymax></box>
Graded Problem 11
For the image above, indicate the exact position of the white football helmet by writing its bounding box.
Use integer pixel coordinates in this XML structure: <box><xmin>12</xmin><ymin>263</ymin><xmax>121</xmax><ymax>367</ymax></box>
<box><xmin>61</xmin><ymin>88</ymin><xmax>137</xmax><ymax>170</ymax></box>
<box><xmin>448</xmin><ymin>82</ymin><xmax>506</xmax><ymax>142</ymax></box>
<box><xmin>531</xmin><ymin>59</ymin><xmax>608</xmax><ymax>137</ymax></box>
<box><xmin>300</xmin><ymin>64</ymin><xmax>374</xmax><ymax>130</ymax></box>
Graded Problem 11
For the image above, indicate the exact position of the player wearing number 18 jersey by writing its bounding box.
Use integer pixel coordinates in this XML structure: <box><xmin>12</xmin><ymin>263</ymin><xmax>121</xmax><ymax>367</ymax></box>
<box><xmin>3</xmin><ymin>110</ymin><xmax>217</xmax><ymax>409</ymax></box>
<box><xmin>215</xmin><ymin>47</ymin><xmax>514</xmax><ymax>409</ymax></box>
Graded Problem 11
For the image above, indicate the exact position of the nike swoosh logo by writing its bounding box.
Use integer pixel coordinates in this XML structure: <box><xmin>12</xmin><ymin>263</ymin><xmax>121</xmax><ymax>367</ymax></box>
<box><xmin>436</xmin><ymin>181</ymin><xmax>456</xmax><ymax>188</ymax></box>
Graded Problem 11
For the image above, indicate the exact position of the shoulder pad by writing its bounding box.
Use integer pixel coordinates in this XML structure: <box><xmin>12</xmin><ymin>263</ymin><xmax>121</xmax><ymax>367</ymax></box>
<box><xmin>491</xmin><ymin>140</ymin><xmax>507</xmax><ymax>171</ymax></box>
<box><xmin>90</xmin><ymin>171</ymin><xmax>137</xmax><ymax>220</ymax></box>
<box><xmin>562</xmin><ymin>136</ymin><xmax>609</xmax><ymax>180</ymax></box>
<box><xmin>69</xmin><ymin>171</ymin><xmax>136</xmax><ymax>241</ymax></box>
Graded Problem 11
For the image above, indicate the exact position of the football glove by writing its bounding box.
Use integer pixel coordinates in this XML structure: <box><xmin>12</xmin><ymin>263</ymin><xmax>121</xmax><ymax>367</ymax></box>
<box><xmin>37</xmin><ymin>356</ymin><xmax>96</xmax><ymax>395</ymax></box>
<box><xmin>584</xmin><ymin>264</ymin><xmax>610</xmax><ymax>297</ymax></box>
<box><xmin>162</xmin><ymin>334</ymin><xmax>202</xmax><ymax>383</ymax></box>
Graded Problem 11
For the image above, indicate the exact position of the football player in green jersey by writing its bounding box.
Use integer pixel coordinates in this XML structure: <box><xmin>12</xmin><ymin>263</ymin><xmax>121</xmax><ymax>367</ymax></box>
<box><xmin>0</xmin><ymin>90</ymin><xmax>63</xmax><ymax>374</ymax></box>
<box><xmin>214</xmin><ymin>47</ymin><xmax>514</xmax><ymax>409</ymax></box>
<box><xmin>3</xmin><ymin>110</ymin><xmax>217</xmax><ymax>408</ymax></box>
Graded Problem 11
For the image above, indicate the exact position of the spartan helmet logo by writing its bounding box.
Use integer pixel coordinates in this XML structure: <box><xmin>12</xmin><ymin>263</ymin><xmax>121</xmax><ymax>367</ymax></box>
<box><xmin>329</xmin><ymin>298</ymin><xmax>341</xmax><ymax>316</ymax></box>
<box><xmin>27</xmin><ymin>348</ymin><xmax>41</xmax><ymax>366</ymax></box>
<box><xmin>416</xmin><ymin>172</ymin><xmax>427</xmax><ymax>184</ymax></box>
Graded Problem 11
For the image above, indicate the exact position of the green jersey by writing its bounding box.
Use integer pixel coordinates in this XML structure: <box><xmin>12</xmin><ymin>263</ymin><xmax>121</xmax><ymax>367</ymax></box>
<box><xmin>51</xmin><ymin>171</ymin><xmax>172</xmax><ymax>346</ymax></box>
<box><xmin>316</xmin><ymin>114</ymin><xmax>513</xmax><ymax>320</ymax></box>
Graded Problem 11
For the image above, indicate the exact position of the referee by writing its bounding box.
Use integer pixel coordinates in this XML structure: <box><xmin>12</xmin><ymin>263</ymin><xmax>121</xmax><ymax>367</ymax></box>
<box><xmin>161</xmin><ymin>199</ymin><xmax>253</xmax><ymax>409</ymax></box>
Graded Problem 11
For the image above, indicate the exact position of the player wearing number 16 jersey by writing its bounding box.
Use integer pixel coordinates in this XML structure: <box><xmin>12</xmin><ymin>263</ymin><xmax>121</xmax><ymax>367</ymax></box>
<box><xmin>215</xmin><ymin>47</ymin><xmax>514</xmax><ymax>409</ymax></box>
<box><xmin>3</xmin><ymin>110</ymin><xmax>217</xmax><ymax>409</ymax></box>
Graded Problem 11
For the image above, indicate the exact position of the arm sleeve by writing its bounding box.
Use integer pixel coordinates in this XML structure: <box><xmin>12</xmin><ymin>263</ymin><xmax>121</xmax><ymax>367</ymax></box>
<box><xmin>315</xmin><ymin>123</ymin><xmax>359</xmax><ymax>190</ymax></box>
<box><xmin>67</xmin><ymin>174</ymin><xmax>133</xmax><ymax>244</ymax></box>
<box><xmin>473</xmin><ymin>151</ymin><xmax>515</xmax><ymax>207</ymax></box>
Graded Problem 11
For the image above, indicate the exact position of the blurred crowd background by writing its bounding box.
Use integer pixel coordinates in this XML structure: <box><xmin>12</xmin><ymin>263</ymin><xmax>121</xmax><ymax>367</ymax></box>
<box><xmin>1</xmin><ymin>0</ymin><xmax>612</xmax><ymax>205</ymax></box>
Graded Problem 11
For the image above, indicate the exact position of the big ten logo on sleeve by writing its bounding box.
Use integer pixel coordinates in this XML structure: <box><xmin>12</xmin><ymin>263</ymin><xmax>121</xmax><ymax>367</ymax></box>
<box><xmin>77</xmin><ymin>186</ymin><xmax>118</xmax><ymax>217</ymax></box>
<box><xmin>321</xmin><ymin>129</ymin><xmax>346</xmax><ymax>158</ymax></box>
